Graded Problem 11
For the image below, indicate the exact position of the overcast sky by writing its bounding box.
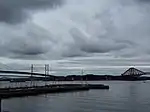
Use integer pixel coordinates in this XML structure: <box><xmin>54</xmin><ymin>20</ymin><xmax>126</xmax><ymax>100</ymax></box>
<box><xmin>0</xmin><ymin>0</ymin><xmax>150</xmax><ymax>75</ymax></box>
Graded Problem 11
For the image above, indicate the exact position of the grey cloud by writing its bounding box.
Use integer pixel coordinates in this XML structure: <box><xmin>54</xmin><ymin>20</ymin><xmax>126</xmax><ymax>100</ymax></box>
<box><xmin>57</xmin><ymin>58</ymin><xmax>150</xmax><ymax>67</ymax></box>
<box><xmin>62</xmin><ymin>48</ymin><xmax>86</xmax><ymax>57</ymax></box>
<box><xmin>0</xmin><ymin>22</ymin><xmax>56</xmax><ymax>59</ymax></box>
<box><xmin>70</xmin><ymin>27</ymin><xmax>131</xmax><ymax>54</ymax></box>
<box><xmin>1</xmin><ymin>0</ymin><xmax>150</xmax><ymax>76</ymax></box>
<box><xmin>9</xmin><ymin>39</ymin><xmax>47</xmax><ymax>55</ymax></box>
<box><xmin>0</xmin><ymin>0</ymin><xmax>64</xmax><ymax>24</ymax></box>
<box><xmin>1</xmin><ymin>0</ymin><xmax>150</xmax><ymax>61</ymax></box>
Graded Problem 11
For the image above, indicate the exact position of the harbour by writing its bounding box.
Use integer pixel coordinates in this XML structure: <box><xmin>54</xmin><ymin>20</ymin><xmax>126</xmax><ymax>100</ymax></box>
<box><xmin>0</xmin><ymin>66</ymin><xmax>149</xmax><ymax>112</ymax></box>
<box><xmin>1</xmin><ymin>81</ymin><xmax>150</xmax><ymax>112</ymax></box>
<box><xmin>0</xmin><ymin>80</ymin><xmax>109</xmax><ymax>112</ymax></box>
<box><xmin>0</xmin><ymin>0</ymin><xmax>150</xmax><ymax>111</ymax></box>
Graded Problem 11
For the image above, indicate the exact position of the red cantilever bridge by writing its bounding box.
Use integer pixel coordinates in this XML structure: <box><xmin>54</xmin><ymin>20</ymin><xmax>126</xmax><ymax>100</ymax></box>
<box><xmin>121</xmin><ymin>67</ymin><xmax>150</xmax><ymax>77</ymax></box>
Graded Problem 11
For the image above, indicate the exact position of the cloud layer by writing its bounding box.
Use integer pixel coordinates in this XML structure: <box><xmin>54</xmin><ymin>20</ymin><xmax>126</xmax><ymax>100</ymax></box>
<box><xmin>1</xmin><ymin>0</ymin><xmax>150</xmax><ymax>74</ymax></box>
<box><xmin>28</xmin><ymin>0</ymin><xmax>150</xmax><ymax>59</ymax></box>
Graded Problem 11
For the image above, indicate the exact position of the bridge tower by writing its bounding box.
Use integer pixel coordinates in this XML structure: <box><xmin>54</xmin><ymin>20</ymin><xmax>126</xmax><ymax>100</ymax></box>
<box><xmin>121</xmin><ymin>67</ymin><xmax>146</xmax><ymax>77</ymax></box>
<box><xmin>31</xmin><ymin>64</ymin><xmax>34</xmax><ymax>77</ymax></box>
<box><xmin>45</xmin><ymin>64</ymin><xmax>50</xmax><ymax>76</ymax></box>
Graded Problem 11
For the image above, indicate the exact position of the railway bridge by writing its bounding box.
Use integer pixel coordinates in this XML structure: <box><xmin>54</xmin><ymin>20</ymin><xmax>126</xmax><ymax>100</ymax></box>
<box><xmin>121</xmin><ymin>67</ymin><xmax>150</xmax><ymax>77</ymax></box>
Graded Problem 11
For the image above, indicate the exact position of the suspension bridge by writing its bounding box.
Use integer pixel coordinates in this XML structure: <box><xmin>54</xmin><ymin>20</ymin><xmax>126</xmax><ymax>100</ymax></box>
<box><xmin>0</xmin><ymin>64</ymin><xmax>109</xmax><ymax>112</ymax></box>
<box><xmin>0</xmin><ymin>64</ymin><xmax>55</xmax><ymax>78</ymax></box>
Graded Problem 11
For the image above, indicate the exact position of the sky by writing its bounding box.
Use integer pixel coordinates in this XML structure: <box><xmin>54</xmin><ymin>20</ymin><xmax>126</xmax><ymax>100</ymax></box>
<box><xmin>0</xmin><ymin>0</ymin><xmax>150</xmax><ymax>75</ymax></box>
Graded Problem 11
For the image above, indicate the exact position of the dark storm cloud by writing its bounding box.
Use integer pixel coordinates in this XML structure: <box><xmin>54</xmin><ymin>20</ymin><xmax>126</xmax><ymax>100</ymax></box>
<box><xmin>0</xmin><ymin>0</ymin><xmax>64</xmax><ymax>24</ymax></box>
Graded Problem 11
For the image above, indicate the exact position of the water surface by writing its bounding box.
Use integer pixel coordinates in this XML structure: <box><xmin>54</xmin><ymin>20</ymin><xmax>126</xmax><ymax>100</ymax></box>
<box><xmin>2</xmin><ymin>81</ymin><xmax>150</xmax><ymax>112</ymax></box>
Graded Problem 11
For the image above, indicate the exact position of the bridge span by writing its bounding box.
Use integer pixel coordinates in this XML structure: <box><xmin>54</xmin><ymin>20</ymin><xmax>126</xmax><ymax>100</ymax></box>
<box><xmin>121</xmin><ymin>67</ymin><xmax>150</xmax><ymax>77</ymax></box>
<box><xmin>0</xmin><ymin>70</ymin><xmax>55</xmax><ymax>77</ymax></box>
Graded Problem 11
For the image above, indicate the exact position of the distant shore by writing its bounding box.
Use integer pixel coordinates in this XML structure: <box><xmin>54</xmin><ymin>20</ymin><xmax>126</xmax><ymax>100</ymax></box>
<box><xmin>1</xmin><ymin>74</ymin><xmax>150</xmax><ymax>82</ymax></box>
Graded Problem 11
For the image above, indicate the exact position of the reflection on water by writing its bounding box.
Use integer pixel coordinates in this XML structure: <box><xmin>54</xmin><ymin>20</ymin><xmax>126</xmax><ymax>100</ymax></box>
<box><xmin>2</xmin><ymin>81</ymin><xmax>150</xmax><ymax>112</ymax></box>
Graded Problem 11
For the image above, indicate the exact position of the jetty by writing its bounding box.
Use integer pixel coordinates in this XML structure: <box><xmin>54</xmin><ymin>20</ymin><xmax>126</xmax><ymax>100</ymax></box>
<box><xmin>0</xmin><ymin>83</ymin><xmax>109</xmax><ymax>112</ymax></box>
<box><xmin>0</xmin><ymin>84</ymin><xmax>109</xmax><ymax>99</ymax></box>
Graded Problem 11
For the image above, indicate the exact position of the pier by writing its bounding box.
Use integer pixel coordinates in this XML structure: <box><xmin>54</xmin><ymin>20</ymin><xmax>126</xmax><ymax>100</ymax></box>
<box><xmin>0</xmin><ymin>84</ymin><xmax>109</xmax><ymax>99</ymax></box>
<box><xmin>0</xmin><ymin>84</ymin><xmax>109</xmax><ymax>112</ymax></box>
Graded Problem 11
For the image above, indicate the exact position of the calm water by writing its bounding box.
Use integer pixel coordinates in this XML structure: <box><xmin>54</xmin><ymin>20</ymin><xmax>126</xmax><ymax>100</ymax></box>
<box><xmin>2</xmin><ymin>81</ymin><xmax>150</xmax><ymax>112</ymax></box>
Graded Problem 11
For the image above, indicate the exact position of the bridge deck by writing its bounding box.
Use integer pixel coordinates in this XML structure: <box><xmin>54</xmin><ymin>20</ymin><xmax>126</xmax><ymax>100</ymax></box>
<box><xmin>0</xmin><ymin>70</ymin><xmax>55</xmax><ymax>77</ymax></box>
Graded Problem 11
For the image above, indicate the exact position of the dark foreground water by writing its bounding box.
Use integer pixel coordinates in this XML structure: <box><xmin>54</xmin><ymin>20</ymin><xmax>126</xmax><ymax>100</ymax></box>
<box><xmin>2</xmin><ymin>81</ymin><xmax>150</xmax><ymax>112</ymax></box>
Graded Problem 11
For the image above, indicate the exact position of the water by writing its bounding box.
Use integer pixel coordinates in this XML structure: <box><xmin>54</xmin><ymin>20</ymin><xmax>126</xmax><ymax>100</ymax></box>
<box><xmin>2</xmin><ymin>81</ymin><xmax>150</xmax><ymax>112</ymax></box>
